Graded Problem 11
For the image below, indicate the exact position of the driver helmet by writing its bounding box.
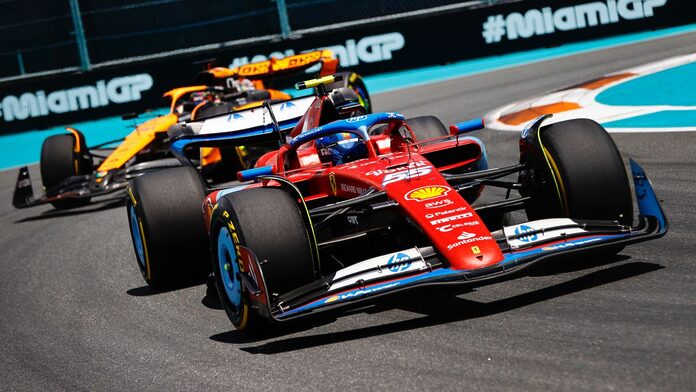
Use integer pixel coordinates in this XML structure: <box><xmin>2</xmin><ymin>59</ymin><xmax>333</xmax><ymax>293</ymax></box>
<box><xmin>226</xmin><ymin>77</ymin><xmax>255</xmax><ymax>93</ymax></box>
<box><xmin>315</xmin><ymin>132</ymin><xmax>367</xmax><ymax>165</ymax></box>
<box><xmin>190</xmin><ymin>91</ymin><xmax>208</xmax><ymax>103</ymax></box>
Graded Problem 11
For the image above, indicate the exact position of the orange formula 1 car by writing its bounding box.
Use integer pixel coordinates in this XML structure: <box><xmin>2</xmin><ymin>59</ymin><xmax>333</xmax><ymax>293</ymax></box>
<box><xmin>12</xmin><ymin>50</ymin><xmax>371</xmax><ymax>210</ymax></box>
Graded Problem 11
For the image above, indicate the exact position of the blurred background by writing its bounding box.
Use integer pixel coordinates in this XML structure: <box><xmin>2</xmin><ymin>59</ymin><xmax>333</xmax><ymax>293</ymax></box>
<box><xmin>0</xmin><ymin>0</ymin><xmax>691</xmax><ymax>135</ymax></box>
<box><xmin>1</xmin><ymin>0</ymin><xmax>515</xmax><ymax>79</ymax></box>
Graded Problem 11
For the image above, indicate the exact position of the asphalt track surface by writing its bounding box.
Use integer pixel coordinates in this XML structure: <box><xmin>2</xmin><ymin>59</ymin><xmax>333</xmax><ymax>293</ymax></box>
<box><xmin>2</xmin><ymin>33</ymin><xmax>695</xmax><ymax>391</ymax></box>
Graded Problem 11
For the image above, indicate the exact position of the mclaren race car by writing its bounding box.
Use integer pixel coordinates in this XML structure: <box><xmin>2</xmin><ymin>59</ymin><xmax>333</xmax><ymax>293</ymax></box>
<box><xmin>126</xmin><ymin>76</ymin><xmax>667</xmax><ymax>332</ymax></box>
<box><xmin>13</xmin><ymin>50</ymin><xmax>369</xmax><ymax>210</ymax></box>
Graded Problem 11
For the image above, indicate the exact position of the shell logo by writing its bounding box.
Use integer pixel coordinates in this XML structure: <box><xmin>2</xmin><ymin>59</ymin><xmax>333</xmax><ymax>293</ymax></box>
<box><xmin>405</xmin><ymin>186</ymin><xmax>451</xmax><ymax>202</ymax></box>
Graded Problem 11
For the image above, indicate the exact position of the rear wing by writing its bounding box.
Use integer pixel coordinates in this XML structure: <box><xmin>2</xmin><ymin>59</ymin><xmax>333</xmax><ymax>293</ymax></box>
<box><xmin>198</xmin><ymin>50</ymin><xmax>338</xmax><ymax>83</ymax></box>
<box><xmin>169</xmin><ymin>95</ymin><xmax>315</xmax><ymax>160</ymax></box>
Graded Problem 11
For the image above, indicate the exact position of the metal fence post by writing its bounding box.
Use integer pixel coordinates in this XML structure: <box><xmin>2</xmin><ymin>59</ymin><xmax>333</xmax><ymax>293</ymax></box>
<box><xmin>69</xmin><ymin>0</ymin><xmax>91</xmax><ymax>72</ymax></box>
<box><xmin>17</xmin><ymin>51</ymin><xmax>26</xmax><ymax>75</ymax></box>
<box><xmin>275</xmin><ymin>0</ymin><xmax>292</xmax><ymax>39</ymax></box>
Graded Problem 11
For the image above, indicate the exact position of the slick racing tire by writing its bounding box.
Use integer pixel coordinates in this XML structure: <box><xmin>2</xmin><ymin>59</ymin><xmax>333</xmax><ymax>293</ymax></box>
<box><xmin>525</xmin><ymin>119</ymin><xmax>632</xmax><ymax>257</ymax></box>
<box><xmin>406</xmin><ymin>116</ymin><xmax>448</xmax><ymax>141</ymax></box>
<box><xmin>407</xmin><ymin>115</ymin><xmax>483</xmax><ymax>188</ymax></box>
<box><xmin>328</xmin><ymin>71</ymin><xmax>372</xmax><ymax>114</ymax></box>
<box><xmin>40</xmin><ymin>132</ymin><xmax>92</xmax><ymax>209</ymax></box>
<box><xmin>127</xmin><ymin>166</ymin><xmax>209</xmax><ymax>289</ymax></box>
<box><xmin>211</xmin><ymin>187</ymin><xmax>315</xmax><ymax>331</ymax></box>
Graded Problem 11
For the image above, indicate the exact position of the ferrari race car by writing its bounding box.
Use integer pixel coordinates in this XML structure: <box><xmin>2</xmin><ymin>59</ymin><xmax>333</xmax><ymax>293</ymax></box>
<box><xmin>127</xmin><ymin>73</ymin><xmax>372</xmax><ymax>287</ymax></box>
<box><xmin>127</xmin><ymin>76</ymin><xmax>667</xmax><ymax>332</ymax></box>
<box><xmin>13</xmin><ymin>50</ymin><xmax>369</xmax><ymax>210</ymax></box>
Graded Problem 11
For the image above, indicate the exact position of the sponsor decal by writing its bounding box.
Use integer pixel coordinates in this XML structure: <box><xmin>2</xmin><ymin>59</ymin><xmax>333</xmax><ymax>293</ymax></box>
<box><xmin>471</xmin><ymin>246</ymin><xmax>481</xmax><ymax>255</ymax></box>
<box><xmin>382</xmin><ymin>166</ymin><xmax>432</xmax><ymax>186</ymax></box>
<box><xmin>279</xmin><ymin>101</ymin><xmax>296</xmax><ymax>111</ymax></box>
<box><xmin>347</xmin><ymin>215</ymin><xmax>359</xmax><ymax>225</ymax></box>
<box><xmin>457</xmin><ymin>231</ymin><xmax>476</xmax><ymax>240</ymax></box>
<box><xmin>521</xmin><ymin>123</ymin><xmax>533</xmax><ymax>139</ymax></box>
<box><xmin>435</xmin><ymin>221</ymin><xmax>480</xmax><ymax>232</ymax></box>
<box><xmin>430</xmin><ymin>212</ymin><xmax>473</xmax><ymax>226</ymax></box>
<box><xmin>239</xmin><ymin>62</ymin><xmax>268</xmax><ymax>76</ymax></box>
<box><xmin>226</xmin><ymin>112</ymin><xmax>244</xmax><ymax>122</ymax></box>
<box><xmin>406</xmin><ymin>185</ymin><xmax>451</xmax><ymax>202</ymax></box>
<box><xmin>482</xmin><ymin>0</ymin><xmax>668</xmax><ymax>44</ymax></box>
<box><xmin>365</xmin><ymin>160</ymin><xmax>428</xmax><ymax>177</ymax></box>
<box><xmin>17</xmin><ymin>178</ymin><xmax>31</xmax><ymax>188</ymax></box>
<box><xmin>514</xmin><ymin>224</ymin><xmax>538</xmax><ymax>243</ymax></box>
<box><xmin>425</xmin><ymin>206</ymin><xmax>467</xmax><ymax>219</ymax></box>
<box><xmin>293</xmin><ymin>125</ymin><xmax>325</xmax><ymax>145</ymax></box>
<box><xmin>375</xmin><ymin>138</ymin><xmax>392</xmax><ymax>151</ymax></box>
<box><xmin>340</xmin><ymin>183</ymin><xmax>367</xmax><ymax>195</ymax></box>
<box><xmin>0</xmin><ymin>73</ymin><xmax>153</xmax><ymax>122</ymax></box>
<box><xmin>346</xmin><ymin>115</ymin><xmax>368</xmax><ymax>122</ymax></box>
<box><xmin>323</xmin><ymin>281</ymin><xmax>401</xmax><ymax>304</ymax></box>
<box><xmin>541</xmin><ymin>237</ymin><xmax>603</xmax><ymax>251</ymax></box>
<box><xmin>386</xmin><ymin>252</ymin><xmax>411</xmax><ymax>273</ymax></box>
<box><xmin>329</xmin><ymin>173</ymin><xmax>337</xmax><ymax>196</ymax></box>
<box><xmin>424</xmin><ymin>199</ymin><xmax>454</xmax><ymax>209</ymax></box>
<box><xmin>447</xmin><ymin>235</ymin><xmax>493</xmax><ymax>251</ymax></box>
<box><xmin>229</xmin><ymin>32</ymin><xmax>405</xmax><ymax>69</ymax></box>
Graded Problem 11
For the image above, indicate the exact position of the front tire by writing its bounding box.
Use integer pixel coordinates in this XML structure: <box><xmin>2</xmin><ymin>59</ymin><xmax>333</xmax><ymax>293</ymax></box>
<box><xmin>211</xmin><ymin>187</ymin><xmax>315</xmax><ymax>330</ymax></box>
<box><xmin>527</xmin><ymin>118</ymin><xmax>633</xmax><ymax>227</ymax></box>
<box><xmin>127</xmin><ymin>166</ymin><xmax>209</xmax><ymax>289</ymax></box>
<box><xmin>407</xmin><ymin>115</ymin><xmax>448</xmax><ymax>141</ymax></box>
<box><xmin>40</xmin><ymin>132</ymin><xmax>92</xmax><ymax>209</ymax></box>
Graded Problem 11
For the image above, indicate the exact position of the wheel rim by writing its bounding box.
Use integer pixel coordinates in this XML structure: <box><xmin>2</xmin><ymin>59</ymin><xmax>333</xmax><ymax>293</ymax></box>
<box><xmin>128</xmin><ymin>203</ymin><xmax>146</xmax><ymax>270</ymax></box>
<box><xmin>353</xmin><ymin>85</ymin><xmax>370</xmax><ymax>113</ymax></box>
<box><xmin>217</xmin><ymin>227</ymin><xmax>242</xmax><ymax>309</ymax></box>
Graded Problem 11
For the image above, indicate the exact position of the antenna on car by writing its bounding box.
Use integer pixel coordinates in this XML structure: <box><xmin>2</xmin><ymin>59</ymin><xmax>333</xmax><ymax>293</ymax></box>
<box><xmin>263</xmin><ymin>100</ymin><xmax>284</xmax><ymax>147</ymax></box>
<box><xmin>295</xmin><ymin>73</ymin><xmax>343</xmax><ymax>96</ymax></box>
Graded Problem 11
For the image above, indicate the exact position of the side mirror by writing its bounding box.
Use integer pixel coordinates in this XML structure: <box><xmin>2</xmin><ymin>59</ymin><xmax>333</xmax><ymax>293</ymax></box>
<box><xmin>449</xmin><ymin>118</ymin><xmax>484</xmax><ymax>136</ymax></box>
<box><xmin>237</xmin><ymin>165</ymin><xmax>274</xmax><ymax>182</ymax></box>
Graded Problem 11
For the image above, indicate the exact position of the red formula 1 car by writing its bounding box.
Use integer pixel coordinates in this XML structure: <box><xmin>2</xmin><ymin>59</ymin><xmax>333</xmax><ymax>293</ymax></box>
<box><xmin>128</xmin><ymin>76</ymin><xmax>667</xmax><ymax>332</ymax></box>
<box><xmin>199</xmin><ymin>84</ymin><xmax>667</xmax><ymax>331</ymax></box>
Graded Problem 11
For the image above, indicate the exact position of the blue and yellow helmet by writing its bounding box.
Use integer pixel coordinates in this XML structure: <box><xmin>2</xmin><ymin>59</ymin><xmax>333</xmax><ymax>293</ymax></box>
<box><xmin>315</xmin><ymin>132</ymin><xmax>367</xmax><ymax>165</ymax></box>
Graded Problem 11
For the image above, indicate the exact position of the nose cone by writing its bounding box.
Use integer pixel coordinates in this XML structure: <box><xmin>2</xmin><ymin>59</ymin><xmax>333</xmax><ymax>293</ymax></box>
<box><xmin>385</xmin><ymin>174</ymin><xmax>503</xmax><ymax>271</ymax></box>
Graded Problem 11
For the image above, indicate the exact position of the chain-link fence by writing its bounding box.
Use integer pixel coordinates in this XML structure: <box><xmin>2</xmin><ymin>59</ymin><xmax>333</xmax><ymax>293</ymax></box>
<box><xmin>0</xmin><ymin>0</ymin><xmax>514</xmax><ymax>80</ymax></box>
<box><xmin>81</xmin><ymin>0</ymin><xmax>280</xmax><ymax>65</ymax></box>
<box><xmin>0</xmin><ymin>1</ymin><xmax>78</xmax><ymax>78</ymax></box>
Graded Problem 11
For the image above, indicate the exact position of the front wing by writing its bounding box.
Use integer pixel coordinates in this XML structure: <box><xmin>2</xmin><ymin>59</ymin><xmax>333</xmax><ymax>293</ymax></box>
<box><xmin>234</xmin><ymin>160</ymin><xmax>667</xmax><ymax>323</ymax></box>
<box><xmin>12</xmin><ymin>158</ymin><xmax>182</xmax><ymax>209</ymax></box>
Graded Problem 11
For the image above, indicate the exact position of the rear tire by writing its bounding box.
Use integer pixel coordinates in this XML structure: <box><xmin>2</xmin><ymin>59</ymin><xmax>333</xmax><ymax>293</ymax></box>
<box><xmin>211</xmin><ymin>187</ymin><xmax>315</xmax><ymax>330</ymax></box>
<box><xmin>406</xmin><ymin>116</ymin><xmax>448</xmax><ymax>141</ymax></box>
<box><xmin>40</xmin><ymin>132</ymin><xmax>92</xmax><ymax>209</ymax></box>
<box><xmin>127</xmin><ymin>166</ymin><xmax>209</xmax><ymax>289</ymax></box>
<box><xmin>328</xmin><ymin>71</ymin><xmax>372</xmax><ymax>114</ymax></box>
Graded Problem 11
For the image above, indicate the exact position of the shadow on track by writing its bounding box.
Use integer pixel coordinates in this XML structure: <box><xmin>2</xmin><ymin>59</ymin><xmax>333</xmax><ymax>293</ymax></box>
<box><xmin>223</xmin><ymin>260</ymin><xmax>661</xmax><ymax>354</ymax></box>
<box><xmin>126</xmin><ymin>279</ymin><xmax>206</xmax><ymax>297</ymax></box>
<box><xmin>14</xmin><ymin>197</ymin><xmax>125</xmax><ymax>222</ymax></box>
